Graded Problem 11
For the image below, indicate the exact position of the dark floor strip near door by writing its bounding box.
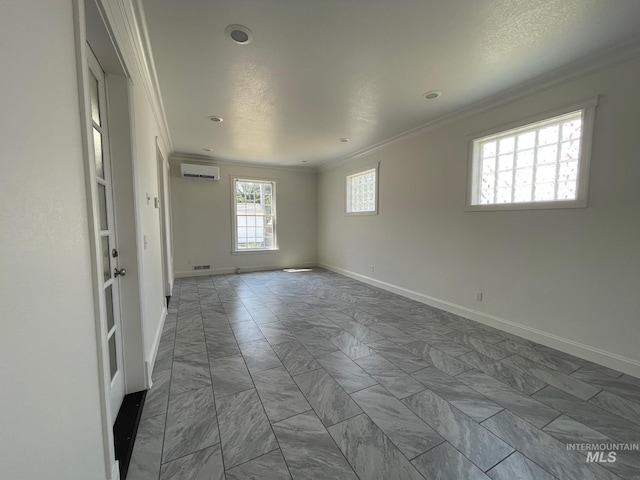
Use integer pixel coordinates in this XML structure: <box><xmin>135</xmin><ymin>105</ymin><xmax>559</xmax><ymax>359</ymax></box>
<box><xmin>114</xmin><ymin>390</ymin><xmax>147</xmax><ymax>479</ymax></box>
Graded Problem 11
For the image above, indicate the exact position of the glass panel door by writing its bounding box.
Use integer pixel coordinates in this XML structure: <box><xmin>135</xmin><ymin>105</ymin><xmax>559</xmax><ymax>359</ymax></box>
<box><xmin>87</xmin><ymin>47</ymin><xmax>125</xmax><ymax>422</ymax></box>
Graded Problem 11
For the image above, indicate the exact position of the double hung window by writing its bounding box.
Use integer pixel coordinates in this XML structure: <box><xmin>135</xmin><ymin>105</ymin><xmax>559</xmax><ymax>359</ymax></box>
<box><xmin>232</xmin><ymin>178</ymin><xmax>277</xmax><ymax>252</ymax></box>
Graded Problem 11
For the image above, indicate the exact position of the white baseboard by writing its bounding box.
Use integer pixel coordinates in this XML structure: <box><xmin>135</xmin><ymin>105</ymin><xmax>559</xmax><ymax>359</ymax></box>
<box><xmin>175</xmin><ymin>261</ymin><xmax>317</xmax><ymax>278</ymax></box>
<box><xmin>319</xmin><ymin>262</ymin><xmax>640</xmax><ymax>378</ymax></box>
<box><xmin>147</xmin><ymin>306</ymin><xmax>167</xmax><ymax>388</ymax></box>
<box><xmin>110</xmin><ymin>460</ymin><xmax>120</xmax><ymax>480</ymax></box>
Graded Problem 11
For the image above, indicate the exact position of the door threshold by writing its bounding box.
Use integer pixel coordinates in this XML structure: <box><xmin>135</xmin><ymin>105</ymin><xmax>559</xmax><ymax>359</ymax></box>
<box><xmin>113</xmin><ymin>390</ymin><xmax>146</xmax><ymax>479</ymax></box>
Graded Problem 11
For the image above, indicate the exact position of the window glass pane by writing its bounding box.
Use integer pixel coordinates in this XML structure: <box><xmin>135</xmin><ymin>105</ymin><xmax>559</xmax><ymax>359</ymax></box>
<box><xmin>562</xmin><ymin>118</ymin><xmax>582</xmax><ymax>141</ymax></box>
<box><xmin>514</xmin><ymin>185</ymin><xmax>532</xmax><ymax>202</ymax></box>
<box><xmin>90</xmin><ymin>72</ymin><xmax>101</xmax><ymax>126</ymax></box>
<box><xmin>94</xmin><ymin>128</ymin><xmax>104</xmax><ymax>178</ymax></box>
<box><xmin>539</xmin><ymin>125</ymin><xmax>559</xmax><ymax>145</ymax></box>
<box><xmin>482</xmin><ymin>157</ymin><xmax>496</xmax><ymax>174</ymax></box>
<box><xmin>105</xmin><ymin>284</ymin><xmax>114</xmax><ymax>332</ymax></box>
<box><xmin>561</xmin><ymin>141</ymin><xmax>580</xmax><ymax>161</ymax></box>
<box><xmin>472</xmin><ymin>110</ymin><xmax>584</xmax><ymax>206</ymax></box>
<box><xmin>558</xmin><ymin>161</ymin><xmax>579</xmax><ymax>181</ymax></box>
<box><xmin>480</xmin><ymin>188</ymin><xmax>494</xmax><ymax>204</ymax></box>
<box><xmin>481</xmin><ymin>173</ymin><xmax>495</xmax><ymax>190</ymax></box>
<box><xmin>347</xmin><ymin>169</ymin><xmax>376</xmax><ymax>213</ymax></box>
<box><xmin>101</xmin><ymin>236</ymin><xmax>110</xmax><ymax>281</ymax></box>
<box><xmin>499</xmin><ymin>137</ymin><xmax>515</xmax><ymax>154</ymax></box>
<box><xmin>517</xmin><ymin>132</ymin><xmax>535</xmax><ymax>150</ymax></box>
<box><xmin>537</xmin><ymin>145</ymin><xmax>557</xmax><ymax>165</ymax></box>
<box><xmin>108</xmin><ymin>333</ymin><xmax>117</xmax><ymax>380</ymax></box>
<box><xmin>534</xmin><ymin>183</ymin><xmax>555</xmax><ymax>201</ymax></box>
<box><xmin>496</xmin><ymin>187</ymin><xmax>512</xmax><ymax>203</ymax></box>
<box><xmin>498</xmin><ymin>171</ymin><xmax>513</xmax><ymax>189</ymax></box>
<box><xmin>498</xmin><ymin>154</ymin><xmax>514</xmax><ymax>171</ymax></box>
<box><xmin>482</xmin><ymin>141</ymin><xmax>496</xmax><ymax>158</ymax></box>
<box><xmin>235</xmin><ymin>179</ymin><xmax>276</xmax><ymax>250</ymax></box>
<box><xmin>536</xmin><ymin>164</ymin><xmax>557</xmax><ymax>184</ymax></box>
<box><xmin>557</xmin><ymin>181</ymin><xmax>577</xmax><ymax>200</ymax></box>
<box><xmin>97</xmin><ymin>183</ymin><xmax>108</xmax><ymax>231</ymax></box>
<box><xmin>515</xmin><ymin>167</ymin><xmax>533</xmax><ymax>186</ymax></box>
<box><xmin>516</xmin><ymin>150</ymin><xmax>534</xmax><ymax>168</ymax></box>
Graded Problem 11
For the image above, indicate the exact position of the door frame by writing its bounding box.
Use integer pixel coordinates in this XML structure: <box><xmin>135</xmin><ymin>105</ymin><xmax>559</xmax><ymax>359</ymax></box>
<box><xmin>156</xmin><ymin>143</ymin><xmax>173</xmax><ymax>301</ymax></box>
<box><xmin>73</xmin><ymin>1</ymin><xmax>148</xmax><ymax>478</ymax></box>
<box><xmin>86</xmin><ymin>45</ymin><xmax>126</xmax><ymax>422</ymax></box>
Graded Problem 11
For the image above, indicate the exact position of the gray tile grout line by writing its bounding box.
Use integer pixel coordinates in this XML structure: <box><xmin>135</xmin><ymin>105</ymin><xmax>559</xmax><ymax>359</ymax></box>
<box><xmin>273</xmin><ymin>279</ymin><xmax>403</xmax><ymax>478</ymax></box>
<box><xmin>144</xmin><ymin>271</ymin><xmax>636</xmax><ymax>480</ymax></box>
<box><xmin>584</xmin><ymin>387</ymin><xmax>604</xmax><ymax>402</ymax></box>
<box><xmin>222</xmin><ymin>447</ymin><xmax>283</xmax><ymax>475</ymax></box>
<box><xmin>222</xmin><ymin>276</ymin><xmax>297</xmax><ymax>479</ymax></box>
<box><xmin>402</xmin><ymin>383</ymin><xmax>529</xmax><ymax>475</ymax></box>
<box><xmin>302</xmin><ymin>287</ymin><xmax>435</xmax><ymax>477</ymax></box>
<box><xmin>156</xmin><ymin>280</ymin><xmax>181</xmax><ymax>475</ymax></box>
<box><xmin>197</xmin><ymin>282</ymin><xmax>229</xmax><ymax>475</ymax></box>
<box><xmin>479</xmin><ymin>418</ymin><xmax>565</xmax><ymax>480</ymax></box>
<box><xmin>484</xmin><ymin>449</ymin><xmax>519</xmax><ymax>473</ymax></box>
<box><xmin>413</xmin><ymin>398</ymin><xmax>517</xmax><ymax>476</ymax></box>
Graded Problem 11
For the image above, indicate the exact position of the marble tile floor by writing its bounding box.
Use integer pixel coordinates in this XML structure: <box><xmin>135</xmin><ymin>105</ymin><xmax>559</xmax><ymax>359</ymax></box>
<box><xmin>128</xmin><ymin>269</ymin><xmax>640</xmax><ymax>480</ymax></box>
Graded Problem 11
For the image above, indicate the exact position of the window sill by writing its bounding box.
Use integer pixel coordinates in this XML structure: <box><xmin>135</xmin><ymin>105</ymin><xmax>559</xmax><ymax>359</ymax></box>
<box><xmin>465</xmin><ymin>199</ymin><xmax>587</xmax><ymax>212</ymax></box>
<box><xmin>345</xmin><ymin>211</ymin><xmax>378</xmax><ymax>216</ymax></box>
<box><xmin>232</xmin><ymin>248</ymin><xmax>280</xmax><ymax>255</ymax></box>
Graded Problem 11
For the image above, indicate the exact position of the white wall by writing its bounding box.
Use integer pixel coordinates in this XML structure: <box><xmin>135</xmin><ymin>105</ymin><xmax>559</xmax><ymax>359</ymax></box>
<box><xmin>91</xmin><ymin>0</ymin><xmax>172</xmax><ymax>386</ymax></box>
<box><xmin>130</xmin><ymin>78</ymin><xmax>170</xmax><ymax>364</ymax></box>
<box><xmin>171</xmin><ymin>159</ymin><xmax>317</xmax><ymax>276</ymax></box>
<box><xmin>0</xmin><ymin>1</ymin><xmax>173</xmax><ymax>477</ymax></box>
<box><xmin>0</xmin><ymin>1</ymin><xmax>106</xmax><ymax>478</ymax></box>
<box><xmin>318</xmin><ymin>57</ymin><xmax>640</xmax><ymax>375</ymax></box>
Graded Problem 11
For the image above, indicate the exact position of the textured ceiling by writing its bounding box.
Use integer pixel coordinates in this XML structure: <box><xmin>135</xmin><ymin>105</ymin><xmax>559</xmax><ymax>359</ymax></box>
<box><xmin>142</xmin><ymin>0</ymin><xmax>640</xmax><ymax>166</ymax></box>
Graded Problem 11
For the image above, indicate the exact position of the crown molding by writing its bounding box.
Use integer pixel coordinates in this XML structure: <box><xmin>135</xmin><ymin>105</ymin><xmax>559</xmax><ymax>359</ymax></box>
<box><xmin>319</xmin><ymin>36</ymin><xmax>640</xmax><ymax>172</ymax></box>
<box><xmin>98</xmin><ymin>0</ymin><xmax>173</xmax><ymax>155</ymax></box>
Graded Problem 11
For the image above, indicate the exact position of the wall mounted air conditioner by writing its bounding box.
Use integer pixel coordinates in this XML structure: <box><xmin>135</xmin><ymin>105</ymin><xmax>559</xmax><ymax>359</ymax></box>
<box><xmin>180</xmin><ymin>163</ymin><xmax>220</xmax><ymax>180</ymax></box>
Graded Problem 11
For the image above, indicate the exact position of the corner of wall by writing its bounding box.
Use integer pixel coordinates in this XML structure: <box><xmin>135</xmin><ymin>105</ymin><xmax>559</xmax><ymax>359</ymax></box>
<box><xmin>319</xmin><ymin>263</ymin><xmax>640</xmax><ymax>378</ymax></box>
<box><xmin>147</xmin><ymin>305</ymin><xmax>167</xmax><ymax>388</ymax></box>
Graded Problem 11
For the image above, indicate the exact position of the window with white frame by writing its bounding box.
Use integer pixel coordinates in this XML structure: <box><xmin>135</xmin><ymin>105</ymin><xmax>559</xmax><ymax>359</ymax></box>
<box><xmin>346</xmin><ymin>166</ymin><xmax>378</xmax><ymax>214</ymax></box>
<box><xmin>232</xmin><ymin>178</ymin><xmax>277</xmax><ymax>251</ymax></box>
<box><xmin>468</xmin><ymin>100</ymin><xmax>596</xmax><ymax>210</ymax></box>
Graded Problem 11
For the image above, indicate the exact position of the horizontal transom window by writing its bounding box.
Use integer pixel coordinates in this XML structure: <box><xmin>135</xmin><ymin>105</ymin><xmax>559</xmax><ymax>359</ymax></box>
<box><xmin>467</xmin><ymin>99</ymin><xmax>596</xmax><ymax>211</ymax></box>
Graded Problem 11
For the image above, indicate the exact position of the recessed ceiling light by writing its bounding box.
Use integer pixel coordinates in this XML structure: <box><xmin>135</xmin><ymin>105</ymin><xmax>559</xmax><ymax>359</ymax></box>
<box><xmin>423</xmin><ymin>90</ymin><xmax>442</xmax><ymax>100</ymax></box>
<box><xmin>225</xmin><ymin>24</ymin><xmax>253</xmax><ymax>44</ymax></box>
<box><xmin>208</xmin><ymin>116</ymin><xmax>224</xmax><ymax>123</ymax></box>
<box><xmin>203</xmin><ymin>148</ymin><xmax>213</xmax><ymax>152</ymax></box>
<box><xmin>340</xmin><ymin>138</ymin><xmax>350</xmax><ymax>143</ymax></box>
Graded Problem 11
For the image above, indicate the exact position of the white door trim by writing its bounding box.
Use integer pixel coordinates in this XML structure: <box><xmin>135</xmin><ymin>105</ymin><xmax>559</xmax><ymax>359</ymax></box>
<box><xmin>87</xmin><ymin>45</ymin><xmax>126</xmax><ymax>421</ymax></box>
<box><xmin>73</xmin><ymin>0</ymin><xmax>148</xmax><ymax>477</ymax></box>
<box><xmin>73</xmin><ymin>1</ymin><xmax>118</xmax><ymax>477</ymax></box>
<box><xmin>156</xmin><ymin>143</ymin><xmax>172</xmax><ymax>299</ymax></box>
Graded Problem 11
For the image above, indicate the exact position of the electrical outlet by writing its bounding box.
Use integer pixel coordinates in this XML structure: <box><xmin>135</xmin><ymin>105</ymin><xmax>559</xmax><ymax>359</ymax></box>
<box><xmin>475</xmin><ymin>292</ymin><xmax>483</xmax><ymax>302</ymax></box>
<box><xmin>370</xmin><ymin>264</ymin><xmax>375</xmax><ymax>272</ymax></box>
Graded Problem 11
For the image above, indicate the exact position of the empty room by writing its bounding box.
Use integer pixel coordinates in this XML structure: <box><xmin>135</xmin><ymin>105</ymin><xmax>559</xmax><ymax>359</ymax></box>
<box><xmin>2</xmin><ymin>1</ymin><xmax>640</xmax><ymax>479</ymax></box>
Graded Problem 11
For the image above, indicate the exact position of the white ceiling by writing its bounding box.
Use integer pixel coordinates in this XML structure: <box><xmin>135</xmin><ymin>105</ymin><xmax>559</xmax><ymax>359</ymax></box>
<box><xmin>141</xmin><ymin>0</ymin><xmax>640</xmax><ymax>167</ymax></box>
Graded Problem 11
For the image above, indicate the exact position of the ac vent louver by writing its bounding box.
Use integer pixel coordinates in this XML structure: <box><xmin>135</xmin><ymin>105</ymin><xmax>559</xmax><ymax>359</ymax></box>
<box><xmin>180</xmin><ymin>163</ymin><xmax>220</xmax><ymax>180</ymax></box>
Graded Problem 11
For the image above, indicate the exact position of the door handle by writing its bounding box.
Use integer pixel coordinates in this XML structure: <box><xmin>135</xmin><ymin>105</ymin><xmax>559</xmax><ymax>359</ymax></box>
<box><xmin>114</xmin><ymin>267</ymin><xmax>126</xmax><ymax>278</ymax></box>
